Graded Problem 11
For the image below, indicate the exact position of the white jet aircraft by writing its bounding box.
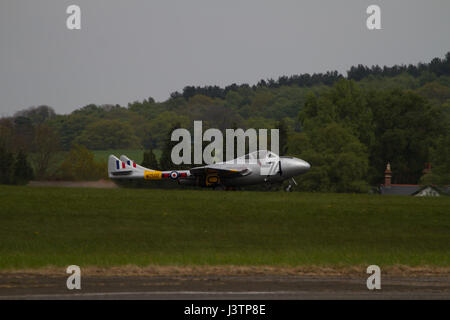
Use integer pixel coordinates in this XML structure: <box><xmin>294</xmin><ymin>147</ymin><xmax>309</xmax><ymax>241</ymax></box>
<box><xmin>108</xmin><ymin>150</ymin><xmax>310</xmax><ymax>191</ymax></box>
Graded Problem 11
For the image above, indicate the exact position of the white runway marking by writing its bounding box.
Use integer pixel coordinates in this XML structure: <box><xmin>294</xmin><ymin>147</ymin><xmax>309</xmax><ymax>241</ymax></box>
<box><xmin>0</xmin><ymin>291</ymin><xmax>307</xmax><ymax>299</ymax></box>
<box><xmin>2</xmin><ymin>290</ymin><xmax>448</xmax><ymax>299</ymax></box>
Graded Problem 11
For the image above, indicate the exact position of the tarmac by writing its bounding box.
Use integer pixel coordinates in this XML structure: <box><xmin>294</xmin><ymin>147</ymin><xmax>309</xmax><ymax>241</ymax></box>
<box><xmin>0</xmin><ymin>273</ymin><xmax>449</xmax><ymax>300</ymax></box>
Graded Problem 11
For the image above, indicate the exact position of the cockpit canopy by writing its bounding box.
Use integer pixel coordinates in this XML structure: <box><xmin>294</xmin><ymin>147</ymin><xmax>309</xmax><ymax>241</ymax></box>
<box><xmin>229</xmin><ymin>150</ymin><xmax>279</xmax><ymax>162</ymax></box>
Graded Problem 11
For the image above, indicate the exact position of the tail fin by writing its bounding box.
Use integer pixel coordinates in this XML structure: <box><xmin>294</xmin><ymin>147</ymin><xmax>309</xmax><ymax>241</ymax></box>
<box><xmin>119</xmin><ymin>155</ymin><xmax>154</xmax><ymax>172</ymax></box>
<box><xmin>108</xmin><ymin>155</ymin><xmax>144</xmax><ymax>179</ymax></box>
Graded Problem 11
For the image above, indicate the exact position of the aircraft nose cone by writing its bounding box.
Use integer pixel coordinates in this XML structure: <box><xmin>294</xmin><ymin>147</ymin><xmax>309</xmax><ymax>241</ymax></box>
<box><xmin>280</xmin><ymin>157</ymin><xmax>310</xmax><ymax>176</ymax></box>
<box><xmin>295</xmin><ymin>158</ymin><xmax>310</xmax><ymax>173</ymax></box>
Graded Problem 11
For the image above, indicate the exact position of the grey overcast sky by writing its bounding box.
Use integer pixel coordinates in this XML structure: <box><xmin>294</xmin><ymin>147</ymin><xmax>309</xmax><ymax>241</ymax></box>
<box><xmin>1</xmin><ymin>0</ymin><xmax>449</xmax><ymax>116</ymax></box>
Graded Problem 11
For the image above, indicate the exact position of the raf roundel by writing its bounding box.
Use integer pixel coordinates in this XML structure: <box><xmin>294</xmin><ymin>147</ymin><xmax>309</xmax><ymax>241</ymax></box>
<box><xmin>170</xmin><ymin>171</ymin><xmax>179</xmax><ymax>180</ymax></box>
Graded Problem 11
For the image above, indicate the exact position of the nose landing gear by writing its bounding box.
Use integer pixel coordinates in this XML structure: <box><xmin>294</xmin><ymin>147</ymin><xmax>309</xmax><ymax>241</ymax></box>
<box><xmin>284</xmin><ymin>177</ymin><xmax>298</xmax><ymax>192</ymax></box>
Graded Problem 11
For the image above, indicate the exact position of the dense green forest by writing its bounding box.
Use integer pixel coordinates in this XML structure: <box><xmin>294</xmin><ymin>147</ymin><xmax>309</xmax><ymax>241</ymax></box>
<box><xmin>1</xmin><ymin>53</ymin><xmax>449</xmax><ymax>192</ymax></box>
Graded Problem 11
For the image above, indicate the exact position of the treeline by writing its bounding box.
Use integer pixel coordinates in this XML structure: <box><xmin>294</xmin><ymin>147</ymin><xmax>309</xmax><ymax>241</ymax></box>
<box><xmin>0</xmin><ymin>53</ymin><xmax>449</xmax><ymax>191</ymax></box>
<box><xmin>347</xmin><ymin>53</ymin><xmax>450</xmax><ymax>81</ymax></box>
<box><xmin>170</xmin><ymin>71</ymin><xmax>343</xmax><ymax>100</ymax></box>
<box><xmin>0</xmin><ymin>147</ymin><xmax>33</xmax><ymax>185</ymax></box>
<box><xmin>0</xmin><ymin>114</ymin><xmax>106</xmax><ymax>183</ymax></box>
<box><xmin>0</xmin><ymin>118</ymin><xmax>56</xmax><ymax>184</ymax></box>
<box><xmin>171</xmin><ymin>53</ymin><xmax>450</xmax><ymax>99</ymax></box>
<box><xmin>292</xmin><ymin>81</ymin><xmax>449</xmax><ymax>192</ymax></box>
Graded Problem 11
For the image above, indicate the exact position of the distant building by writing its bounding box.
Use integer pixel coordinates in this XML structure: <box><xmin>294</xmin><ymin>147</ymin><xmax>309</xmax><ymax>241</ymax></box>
<box><xmin>411</xmin><ymin>186</ymin><xmax>443</xmax><ymax>197</ymax></box>
<box><xmin>379</xmin><ymin>163</ymin><xmax>446</xmax><ymax>196</ymax></box>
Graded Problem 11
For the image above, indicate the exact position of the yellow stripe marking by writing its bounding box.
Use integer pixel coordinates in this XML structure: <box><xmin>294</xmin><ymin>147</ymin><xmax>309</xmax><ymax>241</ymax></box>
<box><xmin>144</xmin><ymin>171</ymin><xmax>162</xmax><ymax>180</ymax></box>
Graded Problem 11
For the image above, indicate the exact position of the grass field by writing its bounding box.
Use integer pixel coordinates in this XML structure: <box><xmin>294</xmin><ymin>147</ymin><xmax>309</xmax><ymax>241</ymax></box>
<box><xmin>0</xmin><ymin>186</ymin><xmax>449</xmax><ymax>270</ymax></box>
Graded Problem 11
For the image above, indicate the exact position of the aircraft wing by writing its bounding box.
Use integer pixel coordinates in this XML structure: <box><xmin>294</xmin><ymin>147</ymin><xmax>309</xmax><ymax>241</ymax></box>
<box><xmin>190</xmin><ymin>164</ymin><xmax>251</xmax><ymax>177</ymax></box>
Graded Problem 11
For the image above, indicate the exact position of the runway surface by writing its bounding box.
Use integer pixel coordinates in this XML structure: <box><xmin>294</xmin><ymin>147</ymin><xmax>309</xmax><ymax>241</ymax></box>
<box><xmin>0</xmin><ymin>273</ymin><xmax>449</xmax><ymax>300</ymax></box>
